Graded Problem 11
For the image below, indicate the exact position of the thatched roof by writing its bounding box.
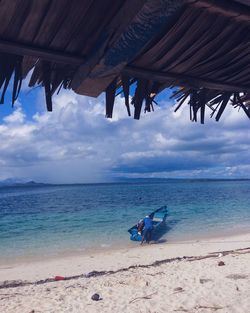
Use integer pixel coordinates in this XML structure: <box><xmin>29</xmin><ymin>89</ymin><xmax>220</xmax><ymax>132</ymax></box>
<box><xmin>0</xmin><ymin>0</ymin><xmax>249</xmax><ymax>123</ymax></box>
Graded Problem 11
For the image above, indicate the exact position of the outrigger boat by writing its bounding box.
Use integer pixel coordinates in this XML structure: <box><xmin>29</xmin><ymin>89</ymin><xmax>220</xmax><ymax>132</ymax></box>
<box><xmin>128</xmin><ymin>206</ymin><xmax>168</xmax><ymax>241</ymax></box>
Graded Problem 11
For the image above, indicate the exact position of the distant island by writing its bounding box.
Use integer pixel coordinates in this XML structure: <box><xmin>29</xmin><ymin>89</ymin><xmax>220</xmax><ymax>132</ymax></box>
<box><xmin>114</xmin><ymin>177</ymin><xmax>250</xmax><ymax>183</ymax></box>
<box><xmin>0</xmin><ymin>179</ymin><xmax>49</xmax><ymax>187</ymax></box>
<box><xmin>0</xmin><ymin>177</ymin><xmax>249</xmax><ymax>187</ymax></box>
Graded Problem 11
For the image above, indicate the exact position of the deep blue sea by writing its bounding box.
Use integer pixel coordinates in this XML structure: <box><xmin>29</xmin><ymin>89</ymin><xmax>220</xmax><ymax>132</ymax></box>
<box><xmin>0</xmin><ymin>180</ymin><xmax>250</xmax><ymax>261</ymax></box>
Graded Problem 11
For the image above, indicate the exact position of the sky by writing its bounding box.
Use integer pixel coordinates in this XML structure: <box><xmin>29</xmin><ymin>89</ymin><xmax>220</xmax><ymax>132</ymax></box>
<box><xmin>0</xmin><ymin>80</ymin><xmax>249</xmax><ymax>183</ymax></box>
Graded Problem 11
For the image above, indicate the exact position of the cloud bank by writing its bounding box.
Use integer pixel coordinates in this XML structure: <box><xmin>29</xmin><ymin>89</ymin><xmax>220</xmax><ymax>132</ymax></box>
<box><xmin>0</xmin><ymin>90</ymin><xmax>249</xmax><ymax>183</ymax></box>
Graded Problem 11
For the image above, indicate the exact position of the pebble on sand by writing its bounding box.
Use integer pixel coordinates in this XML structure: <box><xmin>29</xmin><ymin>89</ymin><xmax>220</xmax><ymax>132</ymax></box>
<box><xmin>91</xmin><ymin>293</ymin><xmax>101</xmax><ymax>301</ymax></box>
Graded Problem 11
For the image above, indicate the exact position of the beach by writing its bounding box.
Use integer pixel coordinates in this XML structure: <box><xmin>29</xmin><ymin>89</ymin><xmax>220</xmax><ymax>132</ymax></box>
<box><xmin>1</xmin><ymin>232</ymin><xmax>250</xmax><ymax>313</ymax></box>
<box><xmin>0</xmin><ymin>0</ymin><xmax>249</xmax><ymax>310</ymax></box>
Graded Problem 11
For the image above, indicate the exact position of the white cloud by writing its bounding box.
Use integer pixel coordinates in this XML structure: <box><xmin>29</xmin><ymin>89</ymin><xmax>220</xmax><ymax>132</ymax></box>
<box><xmin>0</xmin><ymin>90</ymin><xmax>249</xmax><ymax>183</ymax></box>
<box><xmin>3</xmin><ymin>102</ymin><xmax>25</xmax><ymax>124</ymax></box>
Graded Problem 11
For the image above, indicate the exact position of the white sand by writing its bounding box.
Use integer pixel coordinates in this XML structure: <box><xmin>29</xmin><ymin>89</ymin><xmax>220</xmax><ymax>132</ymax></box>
<box><xmin>0</xmin><ymin>233</ymin><xmax>250</xmax><ymax>313</ymax></box>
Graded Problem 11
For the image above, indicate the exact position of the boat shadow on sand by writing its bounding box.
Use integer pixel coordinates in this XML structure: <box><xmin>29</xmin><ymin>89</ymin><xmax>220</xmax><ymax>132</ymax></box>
<box><xmin>151</xmin><ymin>218</ymin><xmax>180</xmax><ymax>244</ymax></box>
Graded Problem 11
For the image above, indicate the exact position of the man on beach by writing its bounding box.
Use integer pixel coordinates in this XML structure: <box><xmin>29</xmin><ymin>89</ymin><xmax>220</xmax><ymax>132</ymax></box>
<box><xmin>141</xmin><ymin>215</ymin><xmax>153</xmax><ymax>245</ymax></box>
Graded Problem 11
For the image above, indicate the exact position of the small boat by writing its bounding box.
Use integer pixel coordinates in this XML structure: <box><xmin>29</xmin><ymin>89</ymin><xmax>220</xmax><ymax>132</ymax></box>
<box><xmin>128</xmin><ymin>206</ymin><xmax>168</xmax><ymax>241</ymax></box>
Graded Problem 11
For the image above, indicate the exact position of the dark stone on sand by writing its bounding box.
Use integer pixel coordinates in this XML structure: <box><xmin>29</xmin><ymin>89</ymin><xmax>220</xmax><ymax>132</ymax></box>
<box><xmin>218</xmin><ymin>261</ymin><xmax>225</xmax><ymax>266</ymax></box>
<box><xmin>91</xmin><ymin>293</ymin><xmax>101</xmax><ymax>301</ymax></box>
<box><xmin>174</xmin><ymin>287</ymin><xmax>183</xmax><ymax>292</ymax></box>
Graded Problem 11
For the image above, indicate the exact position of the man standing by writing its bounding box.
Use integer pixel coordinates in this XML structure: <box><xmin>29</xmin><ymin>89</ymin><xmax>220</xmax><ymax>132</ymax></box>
<box><xmin>141</xmin><ymin>215</ymin><xmax>153</xmax><ymax>245</ymax></box>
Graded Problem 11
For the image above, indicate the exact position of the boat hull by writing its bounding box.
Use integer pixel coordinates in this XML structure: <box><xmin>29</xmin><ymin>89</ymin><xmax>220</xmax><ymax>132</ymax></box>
<box><xmin>128</xmin><ymin>206</ymin><xmax>168</xmax><ymax>242</ymax></box>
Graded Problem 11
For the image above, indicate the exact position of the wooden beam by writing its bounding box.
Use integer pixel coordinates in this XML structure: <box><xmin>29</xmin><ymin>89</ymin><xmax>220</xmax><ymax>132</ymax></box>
<box><xmin>123</xmin><ymin>66</ymin><xmax>250</xmax><ymax>93</ymax></box>
<box><xmin>0</xmin><ymin>39</ymin><xmax>84</xmax><ymax>65</ymax></box>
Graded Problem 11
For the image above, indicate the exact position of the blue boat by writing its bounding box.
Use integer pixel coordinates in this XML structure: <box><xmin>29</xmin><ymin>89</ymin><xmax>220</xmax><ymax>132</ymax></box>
<box><xmin>128</xmin><ymin>206</ymin><xmax>168</xmax><ymax>241</ymax></box>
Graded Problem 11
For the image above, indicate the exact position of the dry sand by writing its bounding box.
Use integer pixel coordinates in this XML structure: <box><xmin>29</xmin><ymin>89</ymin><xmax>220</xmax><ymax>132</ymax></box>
<box><xmin>0</xmin><ymin>233</ymin><xmax>250</xmax><ymax>313</ymax></box>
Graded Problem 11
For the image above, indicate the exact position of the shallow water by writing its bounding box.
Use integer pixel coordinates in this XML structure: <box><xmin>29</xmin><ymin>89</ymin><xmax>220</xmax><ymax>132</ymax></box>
<box><xmin>0</xmin><ymin>180</ymin><xmax>250</xmax><ymax>260</ymax></box>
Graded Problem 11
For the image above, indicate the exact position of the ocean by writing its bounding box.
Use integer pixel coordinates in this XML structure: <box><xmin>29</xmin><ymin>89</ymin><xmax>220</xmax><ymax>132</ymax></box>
<box><xmin>0</xmin><ymin>180</ymin><xmax>250</xmax><ymax>262</ymax></box>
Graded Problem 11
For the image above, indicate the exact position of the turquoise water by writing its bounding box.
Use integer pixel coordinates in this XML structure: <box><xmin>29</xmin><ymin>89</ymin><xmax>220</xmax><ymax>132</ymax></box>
<box><xmin>0</xmin><ymin>180</ymin><xmax>250</xmax><ymax>260</ymax></box>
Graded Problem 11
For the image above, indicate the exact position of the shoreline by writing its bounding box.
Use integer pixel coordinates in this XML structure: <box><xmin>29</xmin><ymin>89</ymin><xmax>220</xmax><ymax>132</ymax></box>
<box><xmin>1</xmin><ymin>232</ymin><xmax>250</xmax><ymax>282</ymax></box>
<box><xmin>1</xmin><ymin>226</ymin><xmax>250</xmax><ymax>266</ymax></box>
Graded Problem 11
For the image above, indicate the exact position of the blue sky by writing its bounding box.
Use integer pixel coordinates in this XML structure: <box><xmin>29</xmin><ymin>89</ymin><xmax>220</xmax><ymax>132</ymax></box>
<box><xmin>0</xmin><ymin>80</ymin><xmax>249</xmax><ymax>183</ymax></box>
